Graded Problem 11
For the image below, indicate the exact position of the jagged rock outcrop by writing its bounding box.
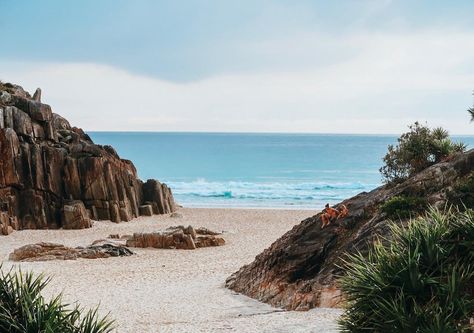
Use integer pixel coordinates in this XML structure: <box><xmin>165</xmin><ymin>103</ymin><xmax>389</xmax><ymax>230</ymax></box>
<box><xmin>9</xmin><ymin>242</ymin><xmax>134</xmax><ymax>261</ymax></box>
<box><xmin>0</xmin><ymin>82</ymin><xmax>176</xmax><ymax>233</ymax></box>
<box><xmin>226</xmin><ymin>149</ymin><xmax>474</xmax><ymax>310</ymax></box>
<box><xmin>126</xmin><ymin>225</ymin><xmax>225</xmax><ymax>249</ymax></box>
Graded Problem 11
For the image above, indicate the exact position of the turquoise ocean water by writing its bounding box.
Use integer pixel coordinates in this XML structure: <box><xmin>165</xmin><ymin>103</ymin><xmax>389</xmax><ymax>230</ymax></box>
<box><xmin>89</xmin><ymin>133</ymin><xmax>474</xmax><ymax>209</ymax></box>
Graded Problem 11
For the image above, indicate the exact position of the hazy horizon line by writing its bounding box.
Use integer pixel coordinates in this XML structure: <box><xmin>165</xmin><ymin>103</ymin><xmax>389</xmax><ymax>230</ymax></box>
<box><xmin>87</xmin><ymin>130</ymin><xmax>474</xmax><ymax>137</ymax></box>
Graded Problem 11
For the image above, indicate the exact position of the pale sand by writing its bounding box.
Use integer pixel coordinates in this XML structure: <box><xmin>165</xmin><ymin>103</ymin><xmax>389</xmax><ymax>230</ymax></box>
<box><xmin>0</xmin><ymin>208</ymin><xmax>341</xmax><ymax>333</ymax></box>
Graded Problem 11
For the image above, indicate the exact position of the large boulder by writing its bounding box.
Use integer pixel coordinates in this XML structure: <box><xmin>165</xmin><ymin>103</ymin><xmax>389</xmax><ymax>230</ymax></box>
<box><xmin>0</xmin><ymin>81</ymin><xmax>177</xmax><ymax>232</ymax></box>
<box><xmin>9</xmin><ymin>242</ymin><xmax>134</xmax><ymax>261</ymax></box>
<box><xmin>61</xmin><ymin>201</ymin><xmax>91</xmax><ymax>229</ymax></box>
<box><xmin>226</xmin><ymin>150</ymin><xmax>474</xmax><ymax>310</ymax></box>
<box><xmin>126</xmin><ymin>225</ymin><xmax>225</xmax><ymax>250</ymax></box>
<box><xmin>142</xmin><ymin>179</ymin><xmax>176</xmax><ymax>214</ymax></box>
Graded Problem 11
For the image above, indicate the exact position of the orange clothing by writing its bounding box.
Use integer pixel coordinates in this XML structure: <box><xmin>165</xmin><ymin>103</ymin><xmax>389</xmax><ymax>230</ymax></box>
<box><xmin>337</xmin><ymin>204</ymin><xmax>349</xmax><ymax>219</ymax></box>
<box><xmin>321</xmin><ymin>204</ymin><xmax>349</xmax><ymax>229</ymax></box>
<box><xmin>324</xmin><ymin>207</ymin><xmax>339</xmax><ymax>219</ymax></box>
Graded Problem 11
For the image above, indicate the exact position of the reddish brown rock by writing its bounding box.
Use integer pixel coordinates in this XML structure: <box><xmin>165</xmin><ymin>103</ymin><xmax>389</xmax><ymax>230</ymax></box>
<box><xmin>139</xmin><ymin>204</ymin><xmax>153</xmax><ymax>216</ymax></box>
<box><xmin>0</xmin><ymin>82</ymin><xmax>176</xmax><ymax>232</ymax></box>
<box><xmin>195</xmin><ymin>235</ymin><xmax>225</xmax><ymax>248</ymax></box>
<box><xmin>0</xmin><ymin>209</ymin><xmax>19</xmax><ymax>236</ymax></box>
<box><xmin>226</xmin><ymin>149</ymin><xmax>474</xmax><ymax>310</ymax></box>
<box><xmin>61</xmin><ymin>201</ymin><xmax>91</xmax><ymax>229</ymax></box>
<box><xmin>142</xmin><ymin>179</ymin><xmax>176</xmax><ymax>214</ymax></box>
<box><xmin>9</xmin><ymin>243</ymin><xmax>77</xmax><ymax>261</ymax></box>
<box><xmin>126</xmin><ymin>225</ymin><xmax>225</xmax><ymax>250</ymax></box>
<box><xmin>126</xmin><ymin>230</ymin><xmax>195</xmax><ymax>250</ymax></box>
<box><xmin>195</xmin><ymin>227</ymin><xmax>221</xmax><ymax>235</ymax></box>
<box><xmin>9</xmin><ymin>242</ymin><xmax>134</xmax><ymax>261</ymax></box>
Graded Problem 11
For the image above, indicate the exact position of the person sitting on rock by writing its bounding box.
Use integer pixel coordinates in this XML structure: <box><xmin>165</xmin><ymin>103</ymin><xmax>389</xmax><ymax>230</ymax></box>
<box><xmin>337</xmin><ymin>204</ymin><xmax>349</xmax><ymax>219</ymax></box>
<box><xmin>321</xmin><ymin>204</ymin><xmax>339</xmax><ymax>229</ymax></box>
<box><xmin>321</xmin><ymin>203</ymin><xmax>349</xmax><ymax>229</ymax></box>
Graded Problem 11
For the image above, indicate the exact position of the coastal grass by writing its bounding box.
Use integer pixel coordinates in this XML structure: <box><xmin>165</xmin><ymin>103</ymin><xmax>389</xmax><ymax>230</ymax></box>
<box><xmin>339</xmin><ymin>207</ymin><xmax>474</xmax><ymax>333</ymax></box>
<box><xmin>0</xmin><ymin>267</ymin><xmax>115</xmax><ymax>333</ymax></box>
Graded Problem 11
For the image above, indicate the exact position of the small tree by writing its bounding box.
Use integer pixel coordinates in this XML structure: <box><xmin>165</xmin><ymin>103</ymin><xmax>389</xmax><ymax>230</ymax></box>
<box><xmin>469</xmin><ymin>107</ymin><xmax>474</xmax><ymax>122</ymax></box>
<box><xmin>380</xmin><ymin>122</ymin><xmax>465</xmax><ymax>183</ymax></box>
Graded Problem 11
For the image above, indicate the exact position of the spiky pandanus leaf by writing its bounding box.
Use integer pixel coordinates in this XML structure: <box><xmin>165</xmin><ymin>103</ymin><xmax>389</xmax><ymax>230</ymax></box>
<box><xmin>339</xmin><ymin>208</ymin><xmax>474</xmax><ymax>333</ymax></box>
<box><xmin>468</xmin><ymin>107</ymin><xmax>474</xmax><ymax>122</ymax></box>
<box><xmin>0</xmin><ymin>267</ymin><xmax>115</xmax><ymax>333</ymax></box>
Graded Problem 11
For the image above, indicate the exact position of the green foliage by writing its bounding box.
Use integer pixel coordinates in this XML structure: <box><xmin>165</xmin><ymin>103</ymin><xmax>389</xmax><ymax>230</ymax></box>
<box><xmin>448</xmin><ymin>174</ymin><xmax>474</xmax><ymax>209</ymax></box>
<box><xmin>0</xmin><ymin>267</ymin><xmax>115</xmax><ymax>333</ymax></box>
<box><xmin>380</xmin><ymin>122</ymin><xmax>466</xmax><ymax>184</ymax></box>
<box><xmin>381</xmin><ymin>195</ymin><xmax>427</xmax><ymax>219</ymax></box>
<box><xmin>339</xmin><ymin>208</ymin><xmax>474</xmax><ymax>333</ymax></box>
<box><xmin>468</xmin><ymin>107</ymin><xmax>474</xmax><ymax>122</ymax></box>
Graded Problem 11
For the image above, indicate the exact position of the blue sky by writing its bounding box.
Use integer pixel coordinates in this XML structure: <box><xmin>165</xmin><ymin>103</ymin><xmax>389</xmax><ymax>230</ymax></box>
<box><xmin>1</xmin><ymin>0</ymin><xmax>474</xmax><ymax>133</ymax></box>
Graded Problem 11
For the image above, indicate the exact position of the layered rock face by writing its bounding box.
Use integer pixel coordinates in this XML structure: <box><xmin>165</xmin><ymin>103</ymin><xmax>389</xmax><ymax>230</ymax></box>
<box><xmin>9</xmin><ymin>242</ymin><xmax>134</xmax><ymax>261</ymax></box>
<box><xmin>0</xmin><ymin>82</ymin><xmax>176</xmax><ymax>233</ymax></box>
<box><xmin>126</xmin><ymin>225</ymin><xmax>225</xmax><ymax>250</ymax></box>
<box><xmin>226</xmin><ymin>149</ymin><xmax>474</xmax><ymax>310</ymax></box>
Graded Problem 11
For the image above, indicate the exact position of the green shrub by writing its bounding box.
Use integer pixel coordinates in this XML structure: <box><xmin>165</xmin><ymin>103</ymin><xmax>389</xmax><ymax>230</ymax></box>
<box><xmin>380</xmin><ymin>122</ymin><xmax>465</xmax><ymax>184</ymax></box>
<box><xmin>339</xmin><ymin>208</ymin><xmax>474</xmax><ymax>333</ymax></box>
<box><xmin>380</xmin><ymin>195</ymin><xmax>427</xmax><ymax>219</ymax></box>
<box><xmin>0</xmin><ymin>267</ymin><xmax>115</xmax><ymax>333</ymax></box>
<box><xmin>449</xmin><ymin>174</ymin><xmax>474</xmax><ymax>209</ymax></box>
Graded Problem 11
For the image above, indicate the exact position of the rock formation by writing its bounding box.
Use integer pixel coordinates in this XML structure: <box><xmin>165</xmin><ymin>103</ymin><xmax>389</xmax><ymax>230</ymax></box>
<box><xmin>126</xmin><ymin>225</ymin><xmax>225</xmax><ymax>249</ymax></box>
<box><xmin>9</xmin><ymin>242</ymin><xmax>134</xmax><ymax>261</ymax></box>
<box><xmin>226</xmin><ymin>149</ymin><xmax>474</xmax><ymax>310</ymax></box>
<box><xmin>0</xmin><ymin>82</ymin><xmax>176</xmax><ymax>234</ymax></box>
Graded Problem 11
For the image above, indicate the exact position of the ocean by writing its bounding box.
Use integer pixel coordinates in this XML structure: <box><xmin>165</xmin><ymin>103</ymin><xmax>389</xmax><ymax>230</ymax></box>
<box><xmin>89</xmin><ymin>132</ymin><xmax>474</xmax><ymax>209</ymax></box>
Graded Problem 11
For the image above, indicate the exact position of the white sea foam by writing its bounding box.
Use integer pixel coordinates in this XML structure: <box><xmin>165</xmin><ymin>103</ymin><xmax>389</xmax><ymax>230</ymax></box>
<box><xmin>166</xmin><ymin>179</ymin><xmax>378</xmax><ymax>208</ymax></box>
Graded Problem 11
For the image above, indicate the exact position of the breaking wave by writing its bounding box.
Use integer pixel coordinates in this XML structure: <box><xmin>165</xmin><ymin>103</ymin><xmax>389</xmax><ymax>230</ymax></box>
<box><xmin>166</xmin><ymin>179</ymin><xmax>378</xmax><ymax>208</ymax></box>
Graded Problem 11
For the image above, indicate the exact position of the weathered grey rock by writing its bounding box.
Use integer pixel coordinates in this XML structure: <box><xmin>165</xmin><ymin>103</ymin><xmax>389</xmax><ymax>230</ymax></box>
<box><xmin>0</xmin><ymin>82</ymin><xmax>177</xmax><ymax>231</ymax></box>
<box><xmin>4</xmin><ymin>106</ymin><xmax>13</xmax><ymax>129</ymax></box>
<box><xmin>0</xmin><ymin>91</ymin><xmax>11</xmax><ymax>104</ymax></box>
<box><xmin>52</xmin><ymin>113</ymin><xmax>71</xmax><ymax>130</ymax></box>
<box><xmin>78</xmin><ymin>243</ymin><xmax>134</xmax><ymax>258</ymax></box>
<box><xmin>226</xmin><ymin>149</ymin><xmax>474</xmax><ymax>310</ymax></box>
<box><xmin>33</xmin><ymin>88</ymin><xmax>41</xmax><ymax>102</ymax></box>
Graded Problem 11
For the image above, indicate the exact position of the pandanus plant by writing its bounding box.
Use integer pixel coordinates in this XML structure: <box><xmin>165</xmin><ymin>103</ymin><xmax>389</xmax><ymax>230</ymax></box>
<box><xmin>339</xmin><ymin>207</ymin><xmax>474</xmax><ymax>333</ymax></box>
<box><xmin>0</xmin><ymin>267</ymin><xmax>115</xmax><ymax>333</ymax></box>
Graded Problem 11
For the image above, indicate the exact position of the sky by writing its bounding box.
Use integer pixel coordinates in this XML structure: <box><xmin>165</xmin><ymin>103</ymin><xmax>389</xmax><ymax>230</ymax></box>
<box><xmin>0</xmin><ymin>0</ymin><xmax>473</xmax><ymax>134</ymax></box>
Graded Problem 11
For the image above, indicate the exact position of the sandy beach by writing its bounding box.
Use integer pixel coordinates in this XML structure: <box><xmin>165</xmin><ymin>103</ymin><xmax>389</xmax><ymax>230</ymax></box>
<box><xmin>0</xmin><ymin>208</ymin><xmax>341</xmax><ymax>333</ymax></box>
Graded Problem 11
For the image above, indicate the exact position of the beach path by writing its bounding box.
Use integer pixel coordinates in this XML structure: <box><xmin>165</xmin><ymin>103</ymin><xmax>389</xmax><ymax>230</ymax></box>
<box><xmin>0</xmin><ymin>208</ymin><xmax>341</xmax><ymax>333</ymax></box>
